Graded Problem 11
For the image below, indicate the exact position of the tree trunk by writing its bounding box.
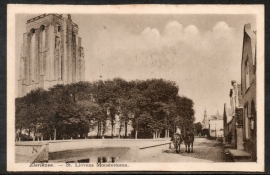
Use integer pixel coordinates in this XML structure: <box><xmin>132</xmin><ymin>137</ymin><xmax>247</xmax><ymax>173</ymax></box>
<box><xmin>111</xmin><ymin>121</ymin><xmax>114</xmax><ymax>138</ymax></box>
<box><xmin>33</xmin><ymin>127</ymin><xmax>37</xmax><ymax>141</ymax></box>
<box><xmin>28</xmin><ymin>127</ymin><xmax>31</xmax><ymax>138</ymax></box>
<box><xmin>97</xmin><ymin>121</ymin><xmax>100</xmax><ymax>137</ymax></box>
<box><xmin>168</xmin><ymin>129</ymin><xmax>170</xmax><ymax>138</ymax></box>
<box><xmin>19</xmin><ymin>126</ymin><xmax>22</xmax><ymax>138</ymax></box>
<box><xmin>118</xmin><ymin>122</ymin><xmax>122</xmax><ymax>139</ymax></box>
<box><xmin>135</xmin><ymin>123</ymin><xmax>138</xmax><ymax>139</ymax></box>
<box><xmin>102</xmin><ymin>122</ymin><xmax>105</xmax><ymax>139</ymax></box>
<box><xmin>158</xmin><ymin>132</ymin><xmax>161</xmax><ymax>138</ymax></box>
<box><xmin>125</xmin><ymin>121</ymin><xmax>128</xmax><ymax>138</ymax></box>
<box><xmin>54</xmin><ymin>129</ymin><xmax>56</xmax><ymax>140</ymax></box>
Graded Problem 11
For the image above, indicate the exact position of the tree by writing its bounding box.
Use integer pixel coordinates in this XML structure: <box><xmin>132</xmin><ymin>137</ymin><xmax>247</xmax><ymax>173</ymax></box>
<box><xmin>15</xmin><ymin>78</ymin><xmax>196</xmax><ymax>140</ymax></box>
<box><xmin>15</xmin><ymin>97</ymin><xmax>28</xmax><ymax>140</ymax></box>
<box><xmin>194</xmin><ymin>122</ymin><xmax>202</xmax><ymax>136</ymax></box>
<box><xmin>175</xmin><ymin>95</ymin><xmax>195</xmax><ymax>132</ymax></box>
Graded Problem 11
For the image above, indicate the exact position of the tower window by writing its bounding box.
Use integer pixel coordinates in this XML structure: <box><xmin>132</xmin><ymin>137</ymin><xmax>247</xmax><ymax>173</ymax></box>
<box><xmin>58</xmin><ymin>26</ymin><xmax>61</xmax><ymax>32</ymax></box>
<box><xmin>41</xmin><ymin>25</ymin><xmax>45</xmax><ymax>31</ymax></box>
<box><xmin>30</xmin><ymin>28</ymin><xmax>35</xmax><ymax>34</ymax></box>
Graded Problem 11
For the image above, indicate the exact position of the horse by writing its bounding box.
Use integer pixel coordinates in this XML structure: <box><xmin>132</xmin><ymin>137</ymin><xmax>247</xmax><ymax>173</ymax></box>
<box><xmin>182</xmin><ymin>132</ymin><xmax>194</xmax><ymax>153</ymax></box>
<box><xmin>172</xmin><ymin>133</ymin><xmax>183</xmax><ymax>154</ymax></box>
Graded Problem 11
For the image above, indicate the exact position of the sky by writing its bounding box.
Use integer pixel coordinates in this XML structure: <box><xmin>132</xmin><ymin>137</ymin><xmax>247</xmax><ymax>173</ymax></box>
<box><xmin>15</xmin><ymin>13</ymin><xmax>256</xmax><ymax>123</ymax></box>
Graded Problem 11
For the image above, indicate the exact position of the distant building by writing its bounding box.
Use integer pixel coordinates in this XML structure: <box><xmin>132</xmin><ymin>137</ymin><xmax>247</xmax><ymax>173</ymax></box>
<box><xmin>18</xmin><ymin>14</ymin><xmax>85</xmax><ymax>97</ymax></box>
<box><xmin>201</xmin><ymin>109</ymin><xmax>209</xmax><ymax>129</ymax></box>
<box><xmin>209</xmin><ymin>111</ymin><xmax>223</xmax><ymax>138</ymax></box>
<box><xmin>240</xmin><ymin>23</ymin><xmax>257</xmax><ymax>161</ymax></box>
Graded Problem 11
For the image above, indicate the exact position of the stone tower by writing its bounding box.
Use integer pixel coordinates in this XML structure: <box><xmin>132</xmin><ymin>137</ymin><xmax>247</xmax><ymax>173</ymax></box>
<box><xmin>18</xmin><ymin>14</ymin><xmax>85</xmax><ymax>97</ymax></box>
<box><xmin>202</xmin><ymin>109</ymin><xmax>208</xmax><ymax>129</ymax></box>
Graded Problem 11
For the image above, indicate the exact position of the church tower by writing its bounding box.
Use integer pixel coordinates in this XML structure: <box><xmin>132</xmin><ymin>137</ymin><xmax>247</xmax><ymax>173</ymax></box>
<box><xmin>18</xmin><ymin>14</ymin><xmax>85</xmax><ymax>97</ymax></box>
<box><xmin>202</xmin><ymin>109</ymin><xmax>208</xmax><ymax>129</ymax></box>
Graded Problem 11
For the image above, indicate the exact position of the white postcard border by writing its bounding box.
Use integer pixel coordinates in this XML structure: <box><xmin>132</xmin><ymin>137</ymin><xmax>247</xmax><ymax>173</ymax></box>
<box><xmin>7</xmin><ymin>4</ymin><xmax>265</xmax><ymax>172</ymax></box>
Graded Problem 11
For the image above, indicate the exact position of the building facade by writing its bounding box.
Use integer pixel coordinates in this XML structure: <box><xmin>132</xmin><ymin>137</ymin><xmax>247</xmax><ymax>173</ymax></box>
<box><xmin>18</xmin><ymin>14</ymin><xmax>85</xmax><ymax>97</ymax></box>
<box><xmin>240</xmin><ymin>23</ymin><xmax>257</xmax><ymax>161</ymax></box>
<box><xmin>209</xmin><ymin>111</ymin><xmax>223</xmax><ymax>138</ymax></box>
<box><xmin>223</xmin><ymin>81</ymin><xmax>243</xmax><ymax>147</ymax></box>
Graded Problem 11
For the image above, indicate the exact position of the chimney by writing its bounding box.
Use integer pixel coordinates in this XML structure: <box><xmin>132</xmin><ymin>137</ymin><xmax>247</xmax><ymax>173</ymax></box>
<box><xmin>244</xmin><ymin>23</ymin><xmax>251</xmax><ymax>31</ymax></box>
<box><xmin>223</xmin><ymin>103</ymin><xmax>227</xmax><ymax>116</ymax></box>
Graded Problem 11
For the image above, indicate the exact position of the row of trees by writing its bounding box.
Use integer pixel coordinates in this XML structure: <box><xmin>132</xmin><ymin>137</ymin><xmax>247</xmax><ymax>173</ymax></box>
<box><xmin>15</xmin><ymin>78</ymin><xmax>195</xmax><ymax>140</ymax></box>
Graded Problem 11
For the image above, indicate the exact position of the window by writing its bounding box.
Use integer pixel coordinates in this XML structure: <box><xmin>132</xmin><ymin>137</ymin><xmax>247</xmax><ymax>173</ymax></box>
<box><xmin>30</xmin><ymin>29</ymin><xmax>36</xmax><ymax>83</ymax></box>
<box><xmin>30</xmin><ymin>28</ymin><xmax>35</xmax><ymax>34</ymax></box>
<box><xmin>41</xmin><ymin>25</ymin><xmax>45</xmax><ymax>31</ymax></box>
<box><xmin>55</xmin><ymin>36</ymin><xmax>60</xmax><ymax>49</ymax></box>
<box><xmin>251</xmin><ymin>100</ymin><xmax>256</xmax><ymax>131</ymax></box>
<box><xmin>58</xmin><ymin>26</ymin><xmax>61</xmax><ymax>32</ymax></box>
<box><xmin>60</xmin><ymin>56</ymin><xmax>63</xmax><ymax>80</ymax></box>
<box><xmin>245</xmin><ymin>60</ymin><xmax>250</xmax><ymax>90</ymax></box>
<box><xmin>244</xmin><ymin>104</ymin><xmax>249</xmax><ymax>139</ymax></box>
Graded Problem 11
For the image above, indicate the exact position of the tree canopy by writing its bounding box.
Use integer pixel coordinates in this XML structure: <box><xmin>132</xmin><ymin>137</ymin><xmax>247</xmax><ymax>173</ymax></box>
<box><xmin>15</xmin><ymin>78</ymin><xmax>195</xmax><ymax>140</ymax></box>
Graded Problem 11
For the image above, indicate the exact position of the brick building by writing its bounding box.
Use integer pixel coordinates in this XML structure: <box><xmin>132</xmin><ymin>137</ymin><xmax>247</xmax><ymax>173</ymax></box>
<box><xmin>18</xmin><ymin>14</ymin><xmax>85</xmax><ymax>97</ymax></box>
<box><xmin>240</xmin><ymin>23</ymin><xmax>257</xmax><ymax>161</ymax></box>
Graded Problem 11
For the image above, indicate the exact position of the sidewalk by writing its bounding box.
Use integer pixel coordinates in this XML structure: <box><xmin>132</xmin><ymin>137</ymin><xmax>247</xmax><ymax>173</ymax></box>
<box><xmin>227</xmin><ymin>149</ymin><xmax>252</xmax><ymax>162</ymax></box>
<box><xmin>139</xmin><ymin>149</ymin><xmax>213</xmax><ymax>162</ymax></box>
<box><xmin>223</xmin><ymin>143</ymin><xmax>252</xmax><ymax>162</ymax></box>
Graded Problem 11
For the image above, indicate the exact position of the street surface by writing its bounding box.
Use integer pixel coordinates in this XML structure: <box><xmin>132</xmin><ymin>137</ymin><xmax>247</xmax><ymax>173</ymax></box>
<box><xmin>140</xmin><ymin>137</ymin><xmax>224</xmax><ymax>162</ymax></box>
<box><xmin>16</xmin><ymin>137</ymin><xmax>225</xmax><ymax>163</ymax></box>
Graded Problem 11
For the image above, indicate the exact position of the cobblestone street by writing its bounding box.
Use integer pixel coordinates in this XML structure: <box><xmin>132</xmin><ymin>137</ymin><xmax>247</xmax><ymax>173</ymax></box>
<box><xmin>140</xmin><ymin>137</ymin><xmax>225</xmax><ymax>162</ymax></box>
<box><xmin>178</xmin><ymin>137</ymin><xmax>224</xmax><ymax>162</ymax></box>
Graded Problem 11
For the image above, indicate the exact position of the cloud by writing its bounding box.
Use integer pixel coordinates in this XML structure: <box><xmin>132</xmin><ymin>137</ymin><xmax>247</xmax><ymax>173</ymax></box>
<box><xmin>212</xmin><ymin>21</ymin><xmax>234</xmax><ymax>39</ymax></box>
<box><xmin>88</xmin><ymin>21</ymin><xmax>239</xmax><ymax>79</ymax></box>
<box><xmin>184</xmin><ymin>25</ymin><xmax>199</xmax><ymax>36</ymax></box>
<box><xmin>141</xmin><ymin>27</ymin><xmax>161</xmax><ymax>48</ymax></box>
<box><xmin>87</xmin><ymin>21</ymin><xmax>242</xmax><ymax>117</ymax></box>
<box><xmin>142</xmin><ymin>27</ymin><xmax>160</xmax><ymax>37</ymax></box>
<box><xmin>164</xmin><ymin>21</ymin><xmax>183</xmax><ymax>40</ymax></box>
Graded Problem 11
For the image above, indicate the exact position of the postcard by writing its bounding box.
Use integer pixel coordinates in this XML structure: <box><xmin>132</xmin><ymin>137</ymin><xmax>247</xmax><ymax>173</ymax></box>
<box><xmin>7</xmin><ymin>4</ymin><xmax>264</xmax><ymax>172</ymax></box>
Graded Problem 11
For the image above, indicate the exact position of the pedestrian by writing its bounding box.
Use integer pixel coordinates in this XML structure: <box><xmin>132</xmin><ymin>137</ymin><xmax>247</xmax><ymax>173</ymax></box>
<box><xmin>176</xmin><ymin>126</ymin><xmax>181</xmax><ymax>134</ymax></box>
<box><xmin>227</xmin><ymin>132</ymin><xmax>232</xmax><ymax>144</ymax></box>
<box><xmin>171</xmin><ymin>126</ymin><xmax>181</xmax><ymax>141</ymax></box>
